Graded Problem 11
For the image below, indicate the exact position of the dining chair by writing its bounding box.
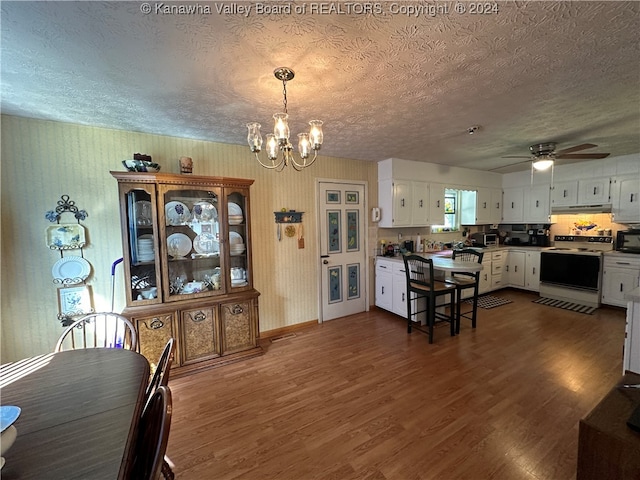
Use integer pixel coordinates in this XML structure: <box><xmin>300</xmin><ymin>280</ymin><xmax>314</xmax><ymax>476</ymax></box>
<box><xmin>130</xmin><ymin>385</ymin><xmax>172</xmax><ymax>480</ymax></box>
<box><xmin>143</xmin><ymin>338</ymin><xmax>176</xmax><ymax>480</ymax></box>
<box><xmin>145</xmin><ymin>338</ymin><xmax>175</xmax><ymax>406</ymax></box>
<box><xmin>446</xmin><ymin>249</ymin><xmax>484</xmax><ymax>334</ymax></box>
<box><xmin>403</xmin><ymin>255</ymin><xmax>457</xmax><ymax>344</ymax></box>
<box><xmin>54</xmin><ymin>312</ymin><xmax>138</xmax><ymax>352</ymax></box>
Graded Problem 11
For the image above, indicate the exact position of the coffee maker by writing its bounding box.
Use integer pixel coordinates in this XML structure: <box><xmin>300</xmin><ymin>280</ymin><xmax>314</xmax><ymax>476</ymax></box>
<box><xmin>528</xmin><ymin>228</ymin><xmax>550</xmax><ymax>246</ymax></box>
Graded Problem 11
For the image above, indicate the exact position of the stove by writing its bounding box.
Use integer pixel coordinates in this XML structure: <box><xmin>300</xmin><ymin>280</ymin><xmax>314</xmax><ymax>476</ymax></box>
<box><xmin>548</xmin><ymin>235</ymin><xmax>614</xmax><ymax>254</ymax></box>
<box><xmin>539</xmin><ymin>236</ymin><xmax>613</xmax><ymax>308</ymax></box>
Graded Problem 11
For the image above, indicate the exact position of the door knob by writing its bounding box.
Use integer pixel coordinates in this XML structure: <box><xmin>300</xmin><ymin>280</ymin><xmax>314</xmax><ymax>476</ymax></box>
<box><xmin>323</xmin><ymin>260</ymin><xmax>329</xmax><ymax>264</ymax></box>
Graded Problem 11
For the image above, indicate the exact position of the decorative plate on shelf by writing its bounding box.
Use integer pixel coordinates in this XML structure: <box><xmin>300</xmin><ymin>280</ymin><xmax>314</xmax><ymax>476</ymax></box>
<box><xmin>167</xmin><ymin>233</ymin><xmax>192</xmax><ymax>258</ymax></box>
<box><xmin>45</xmin><ymin>224</ymin><xmax>86</xmax><ymax>250</ymax></box>
<box><xmin>52</xmin><ymin>256</ymin><xmax>91</xmax><ymax>284</ymax></box>
<box><xmin>229</xmin><ymin>231</ymin><xmax>244</xmax><ymax>245</ymax></box>
<box><xmin>228</xmin><ymin>202</ymin><xmax>243</xmax><ymax>224</ymax></box>
<box><xmin>165</xmin><ymin>201</ymin><xmax>190</xmax><ymax>226</ymax></box>
<box><xmin>193</xmin><ymin>233</ymin><xmax>219</xmax><ymax>254</ymax></box>
<box><xmin>192</xmin><ymin>201</ymin><xmax>217</xmax><ymax>222</ymax></box>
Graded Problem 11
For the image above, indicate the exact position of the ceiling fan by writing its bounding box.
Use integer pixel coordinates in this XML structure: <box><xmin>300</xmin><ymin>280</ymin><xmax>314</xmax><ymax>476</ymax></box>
<box><xmin>499</xmin><ymin>142</ymin><xmax>610</xmax><ymax>171</ymax></box>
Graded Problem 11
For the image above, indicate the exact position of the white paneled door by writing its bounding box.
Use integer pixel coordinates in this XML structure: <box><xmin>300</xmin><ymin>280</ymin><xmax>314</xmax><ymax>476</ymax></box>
<box><xmin>318</xmin><ymin>181</ymin><xmax>367</xmax><ymax>321</ymax></box>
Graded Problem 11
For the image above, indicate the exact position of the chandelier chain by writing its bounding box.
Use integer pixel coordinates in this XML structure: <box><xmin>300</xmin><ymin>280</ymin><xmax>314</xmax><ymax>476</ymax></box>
<box><xmin>282</xmin><ymin>80</ymin><xmax>288</xmax><ymax>114</ymax></box>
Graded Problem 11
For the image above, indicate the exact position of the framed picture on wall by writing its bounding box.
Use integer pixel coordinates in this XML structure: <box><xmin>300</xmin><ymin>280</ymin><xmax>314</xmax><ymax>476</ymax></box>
<box><xmin>58</xmin><ymin>285</ymin><xmax>93</xmax><ymax>316</ymax></box>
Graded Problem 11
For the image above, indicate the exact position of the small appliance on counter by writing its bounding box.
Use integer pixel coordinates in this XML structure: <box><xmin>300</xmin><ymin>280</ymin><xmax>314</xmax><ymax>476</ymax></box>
<box><xmin>403</xmin><ymin>240</ymin><xmax>414</xmax><ymax>252</ymax></box>
<box><xmin>470</xmin><ymin>232</ymin><xmax>497</xmax><ymax>247</ymax></box>
<box><xmin>616</xmin><ymin>229</ymin><xmax>640</xmax><ymax>253</ymax></box>
<box><xmin>528</xmin><ymin>228</ymin><xmax>551</xmax><ymax>247</ymax></box>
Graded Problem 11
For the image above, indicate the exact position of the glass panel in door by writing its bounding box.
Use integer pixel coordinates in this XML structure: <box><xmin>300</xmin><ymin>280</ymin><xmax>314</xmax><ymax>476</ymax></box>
<box><xmin>122</xmin><ymin>185</ymin><xmax>162</xmax><ymax>306</ymax></box>
<box><xmin>226</xmin><ymin>190</ymin><xmax>250</xmax><ymax>289</ymax></box>
<box><xmin>161</xmin><ymin>186</ymin><xmax>223</xmax><ymax>301</ymax></box>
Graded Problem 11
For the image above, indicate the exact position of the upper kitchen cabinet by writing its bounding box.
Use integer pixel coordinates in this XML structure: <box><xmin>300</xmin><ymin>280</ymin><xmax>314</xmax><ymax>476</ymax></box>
<box><xmin>578</xmin><ymin>177</ymin><xmax>611</xmax><ymax>205</ymax></box>
<box><xmin>377</xmin><ymin>158</ymin><xmax>502</xmax><ymax>227</ymax></box>
<box><xmin>502</xmin><ymin>187</ymin><xmax>525</xmax><ymax>223</ymax></box>
<box><xmin>378</xmin><ymin>179</ymin><xmax>444</xmax><ymax>227</ymax></box>
<box><xmin>551</xmin><ymin>181</ymin><xmax>579</xmax><ymax>207</ymax></box>
<box><xmin>525</xmin><ymin>185</ymin><xmax>551</xmax><ymax>223</ymax></box>
<box><xmin>611</xmin><ymin>174</ymin><xmax>640</xmax><ymax>223</ymax></box>
<box><xmin>460</xmin><ymin>188</ymin><xmax>502</xmax><ymax>225</ymax></box>
<box><xmin>502</xmin><ymin>186</ymin><xmax>550</xmax><ymax>223</ymax></box>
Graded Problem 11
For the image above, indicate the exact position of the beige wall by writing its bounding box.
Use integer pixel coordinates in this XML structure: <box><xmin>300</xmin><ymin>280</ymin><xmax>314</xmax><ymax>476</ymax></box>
<box><xmin>0</xmin><ymin>115</ymin><xmax>377</xmax><ymax>363</ymax></box>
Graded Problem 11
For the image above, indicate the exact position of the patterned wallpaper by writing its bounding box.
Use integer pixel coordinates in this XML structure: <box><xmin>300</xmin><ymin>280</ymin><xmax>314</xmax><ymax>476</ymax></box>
<box><xmin>0</xmin><ymin>115</ymin><xmax>377</xmax><ymax>363</ymax></box>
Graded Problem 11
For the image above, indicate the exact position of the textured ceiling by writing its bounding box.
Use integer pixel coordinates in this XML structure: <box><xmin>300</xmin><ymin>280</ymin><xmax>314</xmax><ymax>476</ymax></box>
<box><xmin>1</xmin><ymin>1</ymin><xmax>639</xmax><ymax>172</ymax></box>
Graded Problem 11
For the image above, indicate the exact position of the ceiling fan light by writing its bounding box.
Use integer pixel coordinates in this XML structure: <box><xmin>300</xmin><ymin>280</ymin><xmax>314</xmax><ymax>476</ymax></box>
<box><xmin>533</xmin><ymin>158</ymin><xmax>554</xmax><ymax>171</ymax></box>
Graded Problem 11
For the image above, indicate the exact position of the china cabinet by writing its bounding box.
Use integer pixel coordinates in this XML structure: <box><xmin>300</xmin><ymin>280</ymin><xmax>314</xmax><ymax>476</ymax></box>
<box><xmin>111</xmin><ymin>172</ymin><xmax>261</xmax><ymax>375</ymax></box>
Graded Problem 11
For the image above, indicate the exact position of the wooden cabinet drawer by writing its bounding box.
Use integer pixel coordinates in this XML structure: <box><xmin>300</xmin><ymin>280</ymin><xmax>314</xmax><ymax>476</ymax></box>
<box><xmin>134</xmin><ymin>312</ymin><xmax>176</xmax><ymax>370</ymax></box>
<box><xmin>180</xmin><ymin>306</ymin><xmax>220</xmax><ymax>365</ymax></box>
<box><xmin>221</xmin><ymin>300</ymin><xmax>256</xmax><ymax>355</ymax></box>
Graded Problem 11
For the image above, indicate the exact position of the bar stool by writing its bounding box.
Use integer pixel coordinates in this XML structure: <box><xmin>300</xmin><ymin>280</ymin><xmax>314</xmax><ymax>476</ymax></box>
<box><xmin>403</xmin><ymin>255</ymin><xmax>457</xmax><ymax>343</ymax></box>
<box><xmin>446</xmin><ymin>249</ymin><xmax>484</xmax><ymax>333</ymax></box>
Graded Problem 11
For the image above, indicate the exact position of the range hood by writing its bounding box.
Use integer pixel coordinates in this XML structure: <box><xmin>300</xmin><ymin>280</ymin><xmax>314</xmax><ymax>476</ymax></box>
<box><xmin>550</xmin><ymin>204</ymin><xmax>612</xmax><ymax>214</ymax></box>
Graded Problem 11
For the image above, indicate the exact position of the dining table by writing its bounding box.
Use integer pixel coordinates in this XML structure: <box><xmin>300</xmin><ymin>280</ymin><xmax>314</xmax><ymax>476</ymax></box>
<box><xmin>0</xmin><ymin>348</ymin><xmax>150</xmax><ymax>479</ymax></box>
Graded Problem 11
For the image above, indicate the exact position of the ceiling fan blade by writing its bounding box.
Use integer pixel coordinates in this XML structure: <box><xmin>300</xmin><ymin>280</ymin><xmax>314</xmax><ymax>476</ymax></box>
<box><xmin>556</xmin><ymin>143</ymin><xmax>598</xmax><ymax>156</ymax></box>
<box><xmin>490</xmin><ymin>160</ymin><xmax>530</xmax><ymax>172</ymax></box>
<box><xmin>501</xmin><ymin>155</ymin><xmax>530</xmax><ymax>159</ymax></box>
<box><xmin>557</xmin><ymin>153</ymin><xmax>610</xmax><ymax>159</ymax></box>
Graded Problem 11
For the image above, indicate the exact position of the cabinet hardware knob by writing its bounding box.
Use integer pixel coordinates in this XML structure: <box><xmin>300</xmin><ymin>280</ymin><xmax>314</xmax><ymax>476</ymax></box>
<box><xmin>149</xmin><ymin>318</ymin><xmax>164</xmax><ymax>330</ymax></box>
<box><xmin>192</xmin><ymin>312</ymin><xmax>206</xmax><ymax>322</ymax></box>
<box><xmin>231</xmin><ymin>304</ymin><xmax>244</xmax><ymax>314</ymax></box>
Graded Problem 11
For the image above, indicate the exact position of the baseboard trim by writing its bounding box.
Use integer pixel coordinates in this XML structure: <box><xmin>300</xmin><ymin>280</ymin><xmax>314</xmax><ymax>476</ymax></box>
<box><xmin>260</xmin><ymin>320</ymin><xmax>318</xmax><ymax>340</ymax></box>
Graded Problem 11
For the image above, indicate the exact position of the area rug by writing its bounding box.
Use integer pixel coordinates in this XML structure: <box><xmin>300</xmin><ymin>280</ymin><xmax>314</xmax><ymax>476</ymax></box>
<box><xmin>463</xmin><ymin>295</ymin><xmax>512</xmax><ymax>309</ymax></box>
<box><xmin>532</xmin><ymin>297</ymin><xmax>597</xmax><ymax>315</ymax></box>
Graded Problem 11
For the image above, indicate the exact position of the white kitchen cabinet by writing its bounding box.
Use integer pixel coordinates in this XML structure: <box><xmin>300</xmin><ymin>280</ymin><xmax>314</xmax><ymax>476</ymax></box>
<box><xmin>611</xmin><ymin>174</ymin><xmax>640</xmax><ymax>223</ymax></box>
<box><xmin>524</xmin><ymin>185</ymin><xmax>551</xmax><ymax>223</ymax></box>
<box><xmin>602</xmin><ymin>254</ymin><xmax>640</xmax><ymax>308</ymax></box>
<box><xmin>506</xmin><ymin>250</ymin><xmax>526</xmax><ymax>287</ymax></box>
<box><xmin>479</xmin><ymin>255</ymin><xmax>492</xmax><ymax>294</ymax></box>
<box><xmin>392</xmin><ymin>262</ymin><xmax>408</xmax><ymax>317</ymax></box>
<box><xmin>578</xmin><ymin>177</ymin><xmax>610</xmax><ymax>205</ymax></box>
<box><xmin>412</xmin><ymin>181</ymin><xmax>430</xmax><ymax>226</ymax></box>
<box><xmin>460</xmin><ymin>187</ymin><xmax>502</xmax><ymax>225</ymax></box>
<box><xmin>502</xmin><ymin>188</ymin><xmax>525</xmax><ymax>223</ymax></box>
<box><xmin>429</xmin><ymin>183</ymin><xmax>445</xmax><ymax>225</ymax></box>
<box><xmin>525</xmin><ymin>251</ymin><xmax>541</xmax><ymax>291</ymax></box>
<box><xmin>375</xmin><ymin>257</ymin><xmax>426</xmax><ymax>318</ymax></box>
<box><xmin>502</xmin><ymin>186</ymin><xmax>549</xmax><ymax>223</ymax></box>
<box><xmin>490</xmin><ymin>189</ymin><xmax>503</xmax><ymax>224</ymax></box>
<box><xmin>551</xmin><ymin>181</ymin><xmax>579</xmax><ymax>207</ymax></box>
<box><xmin>491</xmin><ymin>251</ymin><xmax>506</xmax><ymax>289</ymax></box>
<box><xmin>375</xmin><ymin>259</ymin><xmax>393</xmax><ymax>311</ymax></box>
<box><xmin>378</xmin><ymin>179</ymin><xmax>442</xmax><ymax>227</ymax></box>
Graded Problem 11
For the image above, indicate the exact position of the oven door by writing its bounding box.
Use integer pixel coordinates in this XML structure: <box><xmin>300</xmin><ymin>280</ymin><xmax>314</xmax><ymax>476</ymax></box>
<box><xmin>540</xmin><ymin>252</ymin><xmax>601</xmax><ymax>291</ymax></box>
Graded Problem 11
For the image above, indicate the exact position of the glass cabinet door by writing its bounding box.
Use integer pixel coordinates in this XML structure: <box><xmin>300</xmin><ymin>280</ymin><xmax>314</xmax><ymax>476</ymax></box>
<box><xmin>226</xmin><ymin>188</ymin><xmax>251</xmax><ymax>290</ymax></box>
<box><xmin>160</xmin><ymin>186</ymin><xmax>224</xmax><ymax>301</ymax></box>
<box><xmin>120</xmin><ymin>183</ymin><xmax>162</xmax><ymax>306</ymax></box>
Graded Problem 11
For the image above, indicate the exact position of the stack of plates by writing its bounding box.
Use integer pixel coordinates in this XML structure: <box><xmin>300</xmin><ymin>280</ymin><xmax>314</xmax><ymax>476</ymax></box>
<box><xmin>228</xmin><ymin>202</ymin><xmax>243</xmax><ymax>225</ymax></box>
<box><xmin>229</xmin><ymin>231</ymin><xmax>245</xmax><ymax>256</ymax></box>
<box><xmin>137</xmin><ymin>235</ymin><xmax>155</xmax><ymax>262</ymax></box>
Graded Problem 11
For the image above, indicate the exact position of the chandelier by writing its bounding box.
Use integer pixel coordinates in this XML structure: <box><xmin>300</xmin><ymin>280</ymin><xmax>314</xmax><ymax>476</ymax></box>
<box><xmin>246</xmin><ymin>67</ymin><xmax>323</xmax><ymax>171</ymax></box>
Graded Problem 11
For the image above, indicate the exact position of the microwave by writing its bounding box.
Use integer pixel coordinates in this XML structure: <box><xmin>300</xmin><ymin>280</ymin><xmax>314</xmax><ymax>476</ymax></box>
<box><xmin>470</xmin><ymin>232</ymin><xmax>498</xmax><ymax>247</ymax></box>
<box><xmin>616</xmin><ymin>229</ymin><xmax>640</xmax><ymax>253</ymax></box>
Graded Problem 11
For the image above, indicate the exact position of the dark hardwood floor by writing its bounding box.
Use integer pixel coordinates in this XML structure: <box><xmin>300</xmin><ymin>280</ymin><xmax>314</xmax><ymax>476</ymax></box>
<box><xmin>167</xmin><ymin>290</ymin><xmax>626</xmax><ymax>479</ymax></box>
